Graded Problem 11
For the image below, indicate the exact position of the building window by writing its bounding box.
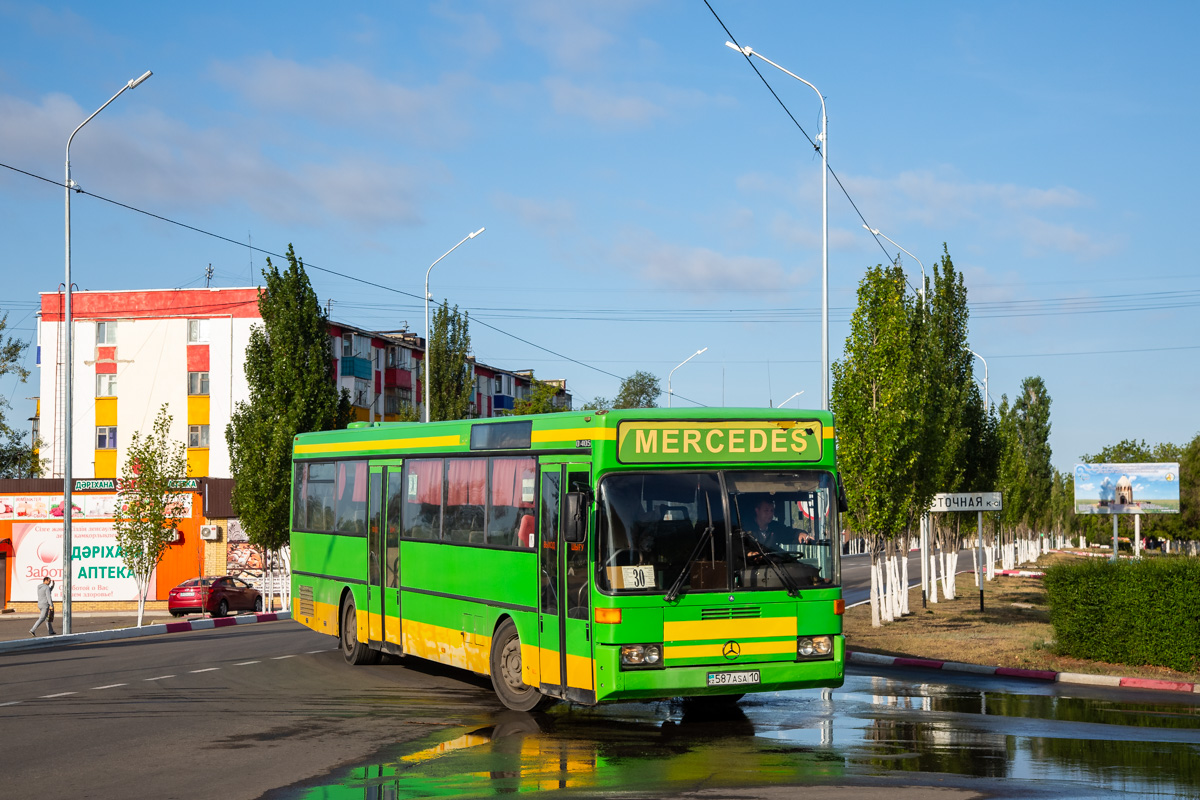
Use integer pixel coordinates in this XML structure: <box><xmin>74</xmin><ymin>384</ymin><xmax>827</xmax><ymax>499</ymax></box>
<box><xmin>96</xmin><ymin>321</ymin><xmax>117</xmax><ymax>345</ymax></box>
<box><xmin>187</xmin><ymin>319</ymin><xmax>210</xmax><ymax>343</ymax></box>
<box><xmin>96</xmin><ymin>426</ymin><xmax>117</xmax><ymax>449</ymax></box>
<box><xmin>341</xmin><ymin>333</ymin><xmax>354</xmax><ymax>358</ymax></box>
<box><xmin>352</xmin><ymin>378</ymin><xmax>370</xmax><ymax>408</ymax></box>
<box><xmin>188</xmin><ymin>371</ymin><xmax>210</xmax><ymax>395</ymax></box>
<box><xmin>188</xmin><ymin>424</ymin><xmax>210</xmax><ymax>448</ymax></box>
<box><xmin>96</xmin><ymin>374</ymin><xmax>117</xmax><ymax>397</ymax></box>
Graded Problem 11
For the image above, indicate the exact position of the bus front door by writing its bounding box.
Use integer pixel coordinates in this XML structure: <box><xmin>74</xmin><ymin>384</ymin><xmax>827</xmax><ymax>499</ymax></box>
<box><xmin>369</xmin><ymin>463</ymin><xmax>404</xmax><ymax>655</ymax></box>
<box><xmin>538</xmin><ymin>462</ymin><xmax>595</xmax><ymax>704</ymax></box>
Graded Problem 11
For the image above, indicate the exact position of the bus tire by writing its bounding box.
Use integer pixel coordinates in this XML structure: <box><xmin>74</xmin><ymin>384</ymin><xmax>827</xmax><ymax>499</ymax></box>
<box><xmin>340</xmin><ymin>595</ymin><xmax>379</xmax><ymax>665</ymax></box>
<box><xmin>489</xmin><ymin>619</ymin><xmax>552</xmax><ymax>712</ymax></box>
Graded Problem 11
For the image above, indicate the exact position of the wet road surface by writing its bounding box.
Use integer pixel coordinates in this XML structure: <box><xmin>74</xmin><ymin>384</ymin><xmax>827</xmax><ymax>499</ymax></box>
<box><xmin>267</xmin><ymin>664</ymin><xmax>1200</xmax><ymax>800</ymax></box>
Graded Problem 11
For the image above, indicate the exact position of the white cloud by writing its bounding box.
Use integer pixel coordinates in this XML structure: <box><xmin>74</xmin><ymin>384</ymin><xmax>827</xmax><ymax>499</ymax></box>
<box><xmin>0</xmin><ymin>92</ymin><xmax>434</xmax><ymax>230</ymax></box>
<box><xmin>610</xmin><ymin>230</ymin><xmax>803</xmax><ymax>294</ymax></box>
<box><xmin>210</xmin><ymin>55</ymin><xmax>472</xmax><ymax>145</ymax></box>
<box><xmin>510</xmin><ymin>0</ymin><xmax>640</xmax><ymax>72</ymax></box>
<box><xmin>543</xmin><ymin>77</ymin><xmax>664</xmax><ymax>126</ymax></box>
<box><xmin>494</xmin><ymin>191</ymin><xmax>577</xmax><ymax>235</ymax></box>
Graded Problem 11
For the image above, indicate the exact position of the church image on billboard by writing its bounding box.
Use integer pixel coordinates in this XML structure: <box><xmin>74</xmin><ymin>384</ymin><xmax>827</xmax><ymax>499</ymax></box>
<box><xmin>1074</xmin><ymin>463</ymin><xmax>1181</xmax><ymax>515</ymax></box>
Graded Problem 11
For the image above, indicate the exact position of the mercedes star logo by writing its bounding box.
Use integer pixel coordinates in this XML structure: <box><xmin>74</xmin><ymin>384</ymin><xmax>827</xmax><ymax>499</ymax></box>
<box><xmin>722</xmin><ymin>640</ymin><xmax>741</xmax><ymax>660</ymax></box>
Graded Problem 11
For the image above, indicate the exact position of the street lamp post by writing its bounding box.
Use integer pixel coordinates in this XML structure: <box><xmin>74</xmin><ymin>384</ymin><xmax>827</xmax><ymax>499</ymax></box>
<box><xmin>776</xmin><ymin>390</ymin><xmax>805</xmax><ymax>408</ymax></box>
<box><xmin>726</xmin><ymin>42</ymin><xmax>828</xmax><ymax>411</ymax></box>
<box><xmin>62</xmin><ymin>70</ymin><xmax>152</xmax><ymax>635</ymax></box>
<box><xmin>965</xmin><ymin>346</ymin><xmax>989</xmax><ymax>612</ymax></box>
<box><xmin>863</xmin><ymin>225</ymin><xmax>926</xmax><ymax>303</ymax></box>
<box><xmin>423</xmin><ymin>228</ymin><xmax>485</xmax><ymax>423</ymax></box>
<box><xmin>667</xmin><ymin>348</ymin><xmax>707</xmax><ymax>408</ymax></box>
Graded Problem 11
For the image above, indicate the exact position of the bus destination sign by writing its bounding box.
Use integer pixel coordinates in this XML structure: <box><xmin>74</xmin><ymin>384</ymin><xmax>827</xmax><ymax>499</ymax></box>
<box><xmin>617</xmin><ymin>420</ymin><xmax>823</xmax><ymax>464</ymax></box>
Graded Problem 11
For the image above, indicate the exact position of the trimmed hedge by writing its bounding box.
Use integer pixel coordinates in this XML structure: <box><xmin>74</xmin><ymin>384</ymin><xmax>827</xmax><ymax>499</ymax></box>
<box><xmin>1044</xmin><ymin>557</ymin><xmax>1200</xmax><ymax>673</ymax></box>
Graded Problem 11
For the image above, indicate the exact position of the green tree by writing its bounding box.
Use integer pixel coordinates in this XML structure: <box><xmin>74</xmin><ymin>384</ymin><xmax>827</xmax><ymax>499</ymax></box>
<box><xmin>511</xmin><ymin>376</ymin><xmax>570</xmax><ymax>415</ymax></box>
<box><xmin>114</xmin><ymin>405</ymin><xmax>188</xmax><ymax>627</ymax></box>
<box><xmin>581</xmin><ymin>396</ymin><xmax>612</xmax><ymax>412</ymax></box>
<box><xmin>831</xmin><ymin>264</ymin><xmax>923</xmax><ymax>625</ymax></box>
<box><xmin>613</xmin><ymin>371</ymin><xmax>661</xmax><ymax>409</ymax></box>
<box><xmin>0</xmin><ymin>313</ymin><xmax>40</xmax><ymax>478</ymax></box>
<box><xmin>922</xmin><ymin>248</ymin><xmax>974</xmax><ymax>499</ymax></box>
<box><xmin>227</xmin><ymin>245</ymin><xmax>350</xmax><ymax>553</ymax></box>
<box><xmin>427</xmin><ymin>301</ymin><xmax>474</xmax><ymax>421</ymax></box>
<box><xmin>1014</xmin><ymin>376</ymin><xmax>1054</xmax><ymax>525</ymax></box>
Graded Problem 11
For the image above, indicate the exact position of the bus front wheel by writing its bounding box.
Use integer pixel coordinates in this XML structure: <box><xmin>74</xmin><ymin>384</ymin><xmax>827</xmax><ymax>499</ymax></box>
<box><xmin>489</xmin><ymin>619</ymin><xmax>552</xmax><ymax>712</ymax></box>
<box><xmin>340</xmin><ymin>595</ymin><xmax>380</xmax><ymax>665</ymax></box>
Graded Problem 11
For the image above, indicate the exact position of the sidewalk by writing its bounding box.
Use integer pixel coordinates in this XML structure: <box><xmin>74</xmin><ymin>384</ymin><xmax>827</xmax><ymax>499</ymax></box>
<box><xmin>1</xmin><ymin>611</ymin><xmax>177</xmax><ymax>642</ymax></box>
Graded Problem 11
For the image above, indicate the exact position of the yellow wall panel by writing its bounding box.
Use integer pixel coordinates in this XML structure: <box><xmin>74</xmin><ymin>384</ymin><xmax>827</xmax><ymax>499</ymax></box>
<box><xmin>187</xmin><ymin>448</ymin><xmax>210</xmax><ymax>477</ymax></box>
<box><xmin>94</xmin><ymin>449</ymin><xmax>117</xmax><ymax>478</ymax></box>
<box><xmin>95</xmin><ymin>397</ymin><xmax>117</xmax><ymax>426</ymax></box>
<box><xmin>187</xmin><ymin>395</ymin><xmax>210</xmax><ymax>425</ymax></box>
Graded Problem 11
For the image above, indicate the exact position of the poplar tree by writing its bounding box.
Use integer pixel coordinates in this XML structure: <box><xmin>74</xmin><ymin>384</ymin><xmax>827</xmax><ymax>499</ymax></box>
<box><xmin>613</xmin><ymin>371</ymin><xmax>661</xmax><ymax>409</ymax></box>
<box><xmin>227</xmin><ymin>245</ymin><xmax>350</xmax><ymax>552</ymax></box>
<box><xmin>0</xmin><ymin>313</ymin><xmax>39</xmax><ymax>478</ymax></box>
<box><xmin>427</xmin><ymin>300</ymin><xmax>474</xmax><ymax>421</ymax></box>
<box><xmin>114</xmin><ymin>404</ymin><xmax>188</xmax><ymax>627</ymax></box>
<box><xmin>831</xmin><ymin>264</ymin><xmax>922</xmax><ymax>626</ymax></box>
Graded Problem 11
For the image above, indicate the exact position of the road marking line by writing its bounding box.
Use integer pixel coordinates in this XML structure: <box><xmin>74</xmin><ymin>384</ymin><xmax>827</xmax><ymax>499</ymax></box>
<box><xmin>91</xmin><ymin>683</ymin><xmax>127</xmax><ymax>690</ymax></box>
<box><xmin>271</xmin><ymin>655</ymin><xmax>296</xmax><ymax>660</ymax></box>
<box><xmin>189</xmin><ymin>667</ymin><xmax>220</xmax><ymax>673</ymax></box>
<box><xmin>306</xmin><ymin>649</ymin><xmax>332</xmax><ymax>654</ymax></box>
<box><xmin>144</xmin><ymin>675</ymin><xmax>175</xmax><ymax>681</ymax></box>
<box><xmin>0</xmin><ymin>701</ymin><xmax>22</xmax><ymax>707</ymax></box>
<box><xmin>234</xmin><ymin>660</ymin><xmax>260</xmax><ymax>666</ymax></box>
<box><xmin>42</xmin><ymin>692</ymin><xmax>77</xmax><ymax>698</ymax></box>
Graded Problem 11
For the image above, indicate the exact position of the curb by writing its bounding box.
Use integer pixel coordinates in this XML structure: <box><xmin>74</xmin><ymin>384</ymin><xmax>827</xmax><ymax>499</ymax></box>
<box><xmin>0</xmin><ymin>611</ymin><xmax>292</xmax><ymax>655</ymax></box>
<box><xmin>847</xmin><ymin>649</ymin><xmax>1200</xmax><ymax>694</ymax></box>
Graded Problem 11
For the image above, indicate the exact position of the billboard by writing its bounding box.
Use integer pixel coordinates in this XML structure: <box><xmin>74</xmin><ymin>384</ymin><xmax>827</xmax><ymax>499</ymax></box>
<box><xmin>9</xmin><ymin>521</ymin><xmax>149</xmax><ymax>602</ymax></box>
<box><xmin>1074</xmin><ymin>463</ymin><xmax>1181</xmax><ymax>515</ymax></box>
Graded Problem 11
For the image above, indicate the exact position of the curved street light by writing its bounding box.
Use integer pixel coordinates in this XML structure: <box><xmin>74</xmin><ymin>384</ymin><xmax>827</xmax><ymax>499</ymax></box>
<box><xmin>424</xmin><ymin>228</ymin><xmax>485</xmax><ymax>423</ymax></box>
<box><xmin>726</xmin><ymin>42</ymin><xmax>828</xmax><ymax>411</ymax></box>
<box><xmin>776</xmin><ymin>390</ymin><xmax>805</xmax><ymax>408</ymax></box>
<box><xmin>62</xmin><ymin>69</ymin><xmax>153</xmax><ymax>635</ymax></box>
<box><xmin>667</xmin><ymin>347</ymin><xmax>707</xmax><ymax>408</ymax></box>
<box><xmin>863</xmin><ymin>224</ymin><xmax>926</xmax><ymax>303</ymax></box>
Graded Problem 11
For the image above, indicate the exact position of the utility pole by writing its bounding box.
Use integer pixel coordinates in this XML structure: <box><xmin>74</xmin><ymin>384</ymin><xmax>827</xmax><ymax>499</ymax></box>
<box><xmin>204</xmin><ymin>263</ymin><xmax>213</xmax><ymax>288</ymax></box>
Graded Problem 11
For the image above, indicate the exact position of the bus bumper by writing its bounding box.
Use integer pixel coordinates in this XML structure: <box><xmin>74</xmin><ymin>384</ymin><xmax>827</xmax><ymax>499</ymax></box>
<box><xmin>594</xmin><ymin>635</ymin><xmax>845</xmax><ymax>702</ymax></box>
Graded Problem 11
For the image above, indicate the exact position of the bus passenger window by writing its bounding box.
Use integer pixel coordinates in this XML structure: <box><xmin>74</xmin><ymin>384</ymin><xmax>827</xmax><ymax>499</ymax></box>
<box><xmin>402</xmin><ymin>458</ymin><xmax>443</xmax><ymax>540</ymax></box>
<box><xmin>445</xmin><ymin>458</ymin><xmax>486</xmax><ymax>543</ymax></box>
<box><xmin>488</xmin><ymin>457</ymin><xmax>537</xmax><ymax>548</ymax></box>
<box><xmin>386</xmin><ymin>468</ymin><xmax>403</xmax><ymax>588</ymax></box>
<box><xmin>303</xmin><ymin>462</ymin><xmax>336</xmax><ymax>531</ymax></box>
<box><xmin>335</xmin><ymin>461</ymin><xmax>368</xmax><ymax>534</ymax></box>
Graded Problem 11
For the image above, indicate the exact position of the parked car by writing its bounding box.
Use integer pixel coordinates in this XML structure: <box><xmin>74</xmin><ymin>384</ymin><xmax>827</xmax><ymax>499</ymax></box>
<box><xmin>167</xmin><ymin>576</ymin><xmax>262</xmax><ymax>617</ymax></box>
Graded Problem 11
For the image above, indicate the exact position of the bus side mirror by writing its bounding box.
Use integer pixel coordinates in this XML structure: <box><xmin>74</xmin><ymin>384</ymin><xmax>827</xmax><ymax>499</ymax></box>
<box><xmin>836</xmin><ymin>475</ymin><xmax>849</xmax><ymax>513</ymax></box>
<box><xmin>564</xmin><ymin>492</ymin><xmax>587</xmax><ymax>543</ymax></box>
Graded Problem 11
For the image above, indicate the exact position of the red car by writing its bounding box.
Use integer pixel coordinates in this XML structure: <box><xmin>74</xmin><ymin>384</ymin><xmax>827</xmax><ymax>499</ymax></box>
<box><xmin>168</xmin><ymin>576</ymin><xmax>263</xmax><ymax>617</ymax></box>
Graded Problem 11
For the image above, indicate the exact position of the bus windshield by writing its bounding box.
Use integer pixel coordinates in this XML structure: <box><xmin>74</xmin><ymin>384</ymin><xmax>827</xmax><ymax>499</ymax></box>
<box><xmin>597</xmin><ymin>470</ymin><xmax>839</xmax><ymax>596</ymax></box>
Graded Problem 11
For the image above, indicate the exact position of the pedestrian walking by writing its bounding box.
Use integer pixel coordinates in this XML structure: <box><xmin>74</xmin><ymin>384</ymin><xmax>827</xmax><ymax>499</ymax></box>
<box><xmin>29</xmin><ymin>577</ymin><xmax>56</xmax><ymax>637</ymax></box>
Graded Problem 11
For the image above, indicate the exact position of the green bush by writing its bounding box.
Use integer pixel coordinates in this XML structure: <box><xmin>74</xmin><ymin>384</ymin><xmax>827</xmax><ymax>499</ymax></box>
<box><xmin>1044</xmin><ymin>557</ymin><xmax>1200</xmax><ymax>673</ymax></box>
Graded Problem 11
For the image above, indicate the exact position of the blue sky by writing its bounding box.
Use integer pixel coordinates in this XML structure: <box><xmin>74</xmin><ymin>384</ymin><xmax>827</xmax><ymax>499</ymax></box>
<box><xmin>1</xmin><ymin>1</ymin><xmax>1197</xmax><ymax>472</ymax></box>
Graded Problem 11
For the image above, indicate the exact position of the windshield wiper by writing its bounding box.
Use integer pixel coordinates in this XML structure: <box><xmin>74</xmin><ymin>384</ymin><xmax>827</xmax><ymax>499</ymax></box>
<box><xmin>737</xmin><ymin>528</ymin><xmax>800</xmax><ymax>597</ymax></box>
<box><xmin>665</xmin><ymin>523</ymin><xmax>714</xmax><ymax>603</ymax></box>
<box><xmin>665</xmin><ymin>492</ymin><xmax>718</xmax><ymax>603</ymax></box>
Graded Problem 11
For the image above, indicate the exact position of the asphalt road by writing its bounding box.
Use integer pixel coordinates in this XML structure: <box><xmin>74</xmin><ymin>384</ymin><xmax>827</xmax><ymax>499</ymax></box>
<box><xmin>5</xmin><ymin>617</ymin><xmax>1200</xmax><ymax>799</ymax></box>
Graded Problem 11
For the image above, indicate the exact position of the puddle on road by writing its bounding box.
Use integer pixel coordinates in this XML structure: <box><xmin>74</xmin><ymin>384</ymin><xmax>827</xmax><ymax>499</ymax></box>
<box><xmin>272</xmin><ymin>674</ymin><xmax>1200</xmax><ymax>799</ymax></box>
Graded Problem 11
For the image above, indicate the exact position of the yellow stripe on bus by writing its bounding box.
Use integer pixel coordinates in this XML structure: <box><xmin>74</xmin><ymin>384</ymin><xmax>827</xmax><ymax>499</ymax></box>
<box><xmin>664</xmin><ymin>617</ymin><xmax>797</xmax><ymax>642</ymax></box>
<box><xmin>665</xmin><ymin>640</ymin><xmax>796</xmax><ymax>660</ymax></box>
<box><xmin>530</xmin><ymin>428</ymin><xmax>616</xmax><ymax>444</ymax></box>
<box><xmin>294</xmin><ymin>434</ymin><xmax>461</xmax><ymax>455</ymax></box>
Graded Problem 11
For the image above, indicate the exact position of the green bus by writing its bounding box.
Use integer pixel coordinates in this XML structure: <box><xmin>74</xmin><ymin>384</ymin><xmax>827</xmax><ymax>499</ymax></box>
<box><xmin>290</xmin><ymin>408</ymin><xmax>846</xmax><ymax>710</ymax></box>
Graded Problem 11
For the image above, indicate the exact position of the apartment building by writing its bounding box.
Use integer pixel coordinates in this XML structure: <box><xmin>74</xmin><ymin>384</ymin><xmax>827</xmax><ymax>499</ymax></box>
<box><xmin>37</xmin><ymin>288</ymin><xmax>571</xmax><ymax>480</ymax></box>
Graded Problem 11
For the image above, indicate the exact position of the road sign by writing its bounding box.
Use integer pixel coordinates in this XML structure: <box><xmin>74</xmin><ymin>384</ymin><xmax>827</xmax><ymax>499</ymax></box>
<box><xmin>930</xmin><ymin>492</ymin><xmax>1002</xmax><ymax>511</ymax></box>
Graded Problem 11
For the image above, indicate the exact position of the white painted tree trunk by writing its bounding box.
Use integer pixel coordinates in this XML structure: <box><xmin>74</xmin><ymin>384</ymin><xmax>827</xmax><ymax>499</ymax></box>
<box><xmin>928</xmin><ymin>551</ymin><xmax>939</xmax><ymax>603</ymax></box>
<box><xmin>947</xmin><ymin>551</ymin><xmax>959</xmax><ymax>599</ymax></box>
<box><xmin>869</xmin><ymin>550</ymin><xmax>881</xmax><ymax>628</ymax></box>
<box><xmin>879</xmin><ymin>559</ymin><xmax>894</xmax><ymax>624</ymax></box>
<box><xmin>940</xmin><ymin>550</ymin><xmax>952</xmax><ymax>599</ymax></box>
<box><xmin>900</xmin><ymin>549</ymin><xmax>910</xmax><ymax>616</ymax></box>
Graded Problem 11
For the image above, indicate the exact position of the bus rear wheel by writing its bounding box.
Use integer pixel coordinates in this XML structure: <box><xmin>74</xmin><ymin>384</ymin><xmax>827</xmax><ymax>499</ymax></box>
<box><xmin>340</xmin><ymin>595</ymin><xmax>380</xmax><ymax>665</ymax></box>
<box><xmin>489</xmin><ymin>619</ymin><xmax>552</xmax><ymax>712</ymax></box>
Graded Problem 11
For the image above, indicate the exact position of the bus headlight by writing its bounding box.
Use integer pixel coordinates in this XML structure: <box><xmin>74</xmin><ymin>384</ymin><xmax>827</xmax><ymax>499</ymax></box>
<box><xmin>797</xmin><ymin>635</ymin><xmax>834</xmax><ymax>659</ymax></box>
<box><xmin>620</xmin><ymin>643</ymin><xmax>664</xmax><ymax>668</ymax></box>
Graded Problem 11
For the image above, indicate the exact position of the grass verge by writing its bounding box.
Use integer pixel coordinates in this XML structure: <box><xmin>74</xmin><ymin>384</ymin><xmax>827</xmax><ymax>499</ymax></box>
<box><xmin>843</xmin><ymin>553</ymin><xmax>1200</xmax><ymax>683</ymax></box>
